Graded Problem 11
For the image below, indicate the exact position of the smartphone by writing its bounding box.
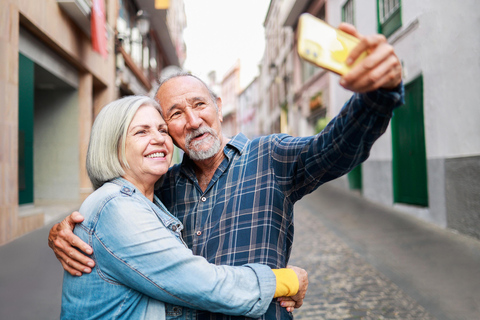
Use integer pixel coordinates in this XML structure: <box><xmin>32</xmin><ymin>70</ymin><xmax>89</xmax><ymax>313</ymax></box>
<box><xmin>297</xmin><ymin>13</ymin><xmax>367</xmax><ymax>75</ymax></box>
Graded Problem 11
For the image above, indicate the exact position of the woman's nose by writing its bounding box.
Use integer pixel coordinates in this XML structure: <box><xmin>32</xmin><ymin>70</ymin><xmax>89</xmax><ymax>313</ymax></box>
<box><xmin>151</xmin><ymin>131</ymin><xmax>166</xmax><ymax>144</ymax></box>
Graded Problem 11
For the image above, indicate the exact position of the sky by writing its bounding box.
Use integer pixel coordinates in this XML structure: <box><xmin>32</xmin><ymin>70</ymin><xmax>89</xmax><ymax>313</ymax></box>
<box><xmin>182</xmin><ymin>0</ymin><xmax>271</xmax><ymax>89</ymax></box>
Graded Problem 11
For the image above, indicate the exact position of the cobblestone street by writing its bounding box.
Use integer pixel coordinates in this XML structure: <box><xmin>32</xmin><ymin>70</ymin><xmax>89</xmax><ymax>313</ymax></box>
<box><xmin>288</xmin><ymin>184</ymin><xmax>480</xmax><ymax>320</ymax></box>
<box><xmin>289</xmin><ymin>201</ymin><xmax>435</xmax><ymax>320</ymax></box>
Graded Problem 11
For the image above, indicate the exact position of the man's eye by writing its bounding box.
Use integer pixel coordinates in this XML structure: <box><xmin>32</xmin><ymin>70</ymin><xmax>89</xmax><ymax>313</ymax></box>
<box><xmin>170</xmin><ymin>111</ymin><xmax>181</xmax><ymax>118</ymax></box>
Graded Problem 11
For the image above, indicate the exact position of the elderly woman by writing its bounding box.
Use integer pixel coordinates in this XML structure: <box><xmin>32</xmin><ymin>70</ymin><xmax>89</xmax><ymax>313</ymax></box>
<box><xmin>60</xmin><ymin>96</ymin><xmax>306</xmax><ymax>320</ymax></box>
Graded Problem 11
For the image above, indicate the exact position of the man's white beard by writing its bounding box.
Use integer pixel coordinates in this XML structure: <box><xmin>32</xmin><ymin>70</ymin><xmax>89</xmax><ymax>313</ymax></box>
<box><xmin>185</xmin><ymin>126</ymin><xmax>221</xmax><ymax>161</ymax></box>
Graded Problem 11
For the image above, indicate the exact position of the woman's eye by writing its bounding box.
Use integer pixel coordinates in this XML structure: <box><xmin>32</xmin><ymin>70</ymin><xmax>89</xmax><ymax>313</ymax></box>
<box><xmin>135</xmin><ymin>130</ymin><xmax>146</xmax><ymax>135</ymax></box>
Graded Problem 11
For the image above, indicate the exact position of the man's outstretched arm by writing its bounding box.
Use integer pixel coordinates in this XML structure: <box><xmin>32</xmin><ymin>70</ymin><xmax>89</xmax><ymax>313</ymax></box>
<box><xmin>48</xmin><ymin>212</ymin><xmax>95</xmax><ymax>276</ymax></box>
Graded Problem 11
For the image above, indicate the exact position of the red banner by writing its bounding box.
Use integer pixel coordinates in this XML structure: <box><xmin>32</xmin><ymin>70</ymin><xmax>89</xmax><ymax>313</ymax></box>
<box><xmin>91</xmin><ymin>0</ymin><xmax>107</xmax><ymax>58</ymax></box>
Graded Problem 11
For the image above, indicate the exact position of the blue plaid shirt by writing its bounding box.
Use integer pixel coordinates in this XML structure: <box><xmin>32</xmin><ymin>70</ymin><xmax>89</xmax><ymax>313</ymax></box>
<box><xmin>157</xmin><ymin>86</ymin><xmax>404</xmax><ymax>320</ymax></box>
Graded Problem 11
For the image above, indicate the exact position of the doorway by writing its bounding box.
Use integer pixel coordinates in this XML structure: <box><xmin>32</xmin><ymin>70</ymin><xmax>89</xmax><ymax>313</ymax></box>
<box><xmin>391</xmin><ymin>75</ymin><xmax>428</xmax><ymax>207</ymax></box>
<box><xmin>18</xmin><ymin>52</ymin><xmax>80</xmax><ymax>208</ymax></box>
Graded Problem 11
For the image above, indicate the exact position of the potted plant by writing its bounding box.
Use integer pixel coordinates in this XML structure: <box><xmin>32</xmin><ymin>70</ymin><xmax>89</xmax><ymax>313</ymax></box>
<box><xmin>309</xmin><ymin>91</ymin><xmax>323</xmax><ymax>110</ymax></box>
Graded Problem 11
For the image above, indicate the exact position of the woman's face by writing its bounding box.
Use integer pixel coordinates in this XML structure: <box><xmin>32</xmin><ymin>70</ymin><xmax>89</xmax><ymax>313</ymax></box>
<box><xmin>122</xmin><ymin>104</ymin><xmax>173</xmax><ymax>188</ymax></box>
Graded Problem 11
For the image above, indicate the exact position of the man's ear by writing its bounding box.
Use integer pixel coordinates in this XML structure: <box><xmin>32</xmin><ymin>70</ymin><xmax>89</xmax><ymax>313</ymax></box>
<box><xmin>216</xmin><ymin>97</ymin><xmax>223</xmax><ymax>122</ymax></box>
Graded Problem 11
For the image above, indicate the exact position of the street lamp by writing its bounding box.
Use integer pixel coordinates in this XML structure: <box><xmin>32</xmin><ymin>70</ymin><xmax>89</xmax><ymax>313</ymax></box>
<box><xmin>135</xmin><ymin>10</ymin><xmax>150</xmax><ymax>37</ymax></box>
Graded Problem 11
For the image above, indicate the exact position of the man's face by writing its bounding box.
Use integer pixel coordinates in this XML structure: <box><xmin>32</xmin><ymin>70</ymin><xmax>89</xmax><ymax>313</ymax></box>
<box><xmin>155</xmin><ymin>76</ymin><xmax>224</xmax><ymax>160</ymax></box>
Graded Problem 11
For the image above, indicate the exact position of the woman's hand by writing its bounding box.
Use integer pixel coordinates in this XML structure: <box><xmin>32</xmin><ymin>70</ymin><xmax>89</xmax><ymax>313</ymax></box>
<box><xmin>48</xmin><ymin>211</ymin><xmax>95</xmax><ymax>276</ymax></box>
<box><xmin>278</xmin><ymin>265</ymin><xmax>309</xmax><ymax>312</ymax></box>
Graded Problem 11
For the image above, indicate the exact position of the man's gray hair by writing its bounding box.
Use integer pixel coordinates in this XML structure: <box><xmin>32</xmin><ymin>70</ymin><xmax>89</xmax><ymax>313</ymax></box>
<box><xmin>86</xmin><ymin>95</ymin><xmax>162</xmax><ymax>190</ymax></box>
<box><xmin>155</xmin><ymin>71</ymin><xmax>219</xmax><ymax>112</ymax></box>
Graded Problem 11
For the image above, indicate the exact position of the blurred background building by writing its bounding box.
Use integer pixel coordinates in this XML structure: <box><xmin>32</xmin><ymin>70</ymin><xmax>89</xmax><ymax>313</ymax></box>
<box><xmin>256</xmin><ymin>0</ymin><xmax>480</xmax><ymax>241</ymax></box>
<box><xmin>0</xmin><ymin>0</ymin><xmax>185</xmax><ymax>245</ymax></box>
<box><xmin>1</xmin><ymin>0</ymin><xmax>479</xmax><ymax>245</ymax></box>
<box><xmin>220</xmin><ymin>60</ymin><xmax>240</xmax><ymax>137</ymax></box>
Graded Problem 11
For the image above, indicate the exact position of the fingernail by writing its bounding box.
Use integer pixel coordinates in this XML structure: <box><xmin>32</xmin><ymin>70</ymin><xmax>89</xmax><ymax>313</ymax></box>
<box><xmin>346</xmin><ymin>58</ymin><xmax>353</xmax><ymax>65</ymax></box>
<box><xmin>87</xmin><ymin>261</ymin><xmax>94</xmax><ymax>267</ymax></box>
<box><xmin>280</xmin><ymin>302</ymin><xmax>285</xmax><ymax>307</ymax></box>
<box><xmin>83</xmin><ymin>268</ymin><xmax>90</xmax><ymax>273</ymax></box>
<box><xmin>340</xmin><ymin>79</ymin><xmax>347</xmax><ymax>86</ymax></box>
<box><xmin>85</xmin><ymin>248</ymin><xmax>93</xmax><ymax>254</ymax></box>
<box><xmin>75</xmin><ymin>272</ymin><xmax>81</xmax><ymax>276</ymax></box>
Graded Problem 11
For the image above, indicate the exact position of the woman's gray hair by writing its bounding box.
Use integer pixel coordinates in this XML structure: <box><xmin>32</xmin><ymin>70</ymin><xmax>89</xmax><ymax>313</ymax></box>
<box><xmin>86</xmin><ymin>95</ymin><xmax>162</xmax><ymax>190</ymax></box>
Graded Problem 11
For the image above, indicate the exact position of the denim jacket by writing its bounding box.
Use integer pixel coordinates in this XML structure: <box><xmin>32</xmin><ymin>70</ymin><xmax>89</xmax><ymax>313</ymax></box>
<box><xmin>61</xmin><ymin>178</ymin><xmax>276</xmax><ymax>320</ymax></box>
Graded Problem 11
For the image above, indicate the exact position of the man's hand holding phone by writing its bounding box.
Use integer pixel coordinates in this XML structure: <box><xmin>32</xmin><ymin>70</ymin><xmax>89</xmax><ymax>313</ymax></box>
<box><xmin>297</xmin><ymin>13</ymin><xmax>402</xmax><ymax>93</ymax></box>
<box><xmin>338</xmin><ymin>23</ymin><xmax>402</xmax><ymax>93</ymax></box>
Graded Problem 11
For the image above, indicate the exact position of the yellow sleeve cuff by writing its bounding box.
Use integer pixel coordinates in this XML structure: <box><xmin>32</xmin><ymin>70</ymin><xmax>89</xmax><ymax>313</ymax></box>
<box><xmin>272</xmin><ymin>268</ymin><xmax>299</xmax><ymax>298</ymax></box>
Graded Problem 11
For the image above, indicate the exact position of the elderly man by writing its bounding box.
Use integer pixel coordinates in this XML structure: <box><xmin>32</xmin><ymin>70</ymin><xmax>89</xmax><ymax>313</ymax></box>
<box><xmin>49</xmin><ymin>23</ymin><xmax>403</xmax><ymax>320</ymax></box>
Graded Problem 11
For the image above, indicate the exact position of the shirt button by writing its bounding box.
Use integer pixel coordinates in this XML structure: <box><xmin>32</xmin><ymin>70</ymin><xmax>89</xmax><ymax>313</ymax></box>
<box><xmin>196</xmin><ymin>231</ymin><xmax>202</xmax><ymax>236</ymax></box>
<box><xmin>172</xmin><ymin>225</ymin><xmax>177</xmax><ymax>232</ymax></box>
<box><xmin>201</xmin><ymin>197</ymin><xmax>206</xmax><ymax>202</ymax></box>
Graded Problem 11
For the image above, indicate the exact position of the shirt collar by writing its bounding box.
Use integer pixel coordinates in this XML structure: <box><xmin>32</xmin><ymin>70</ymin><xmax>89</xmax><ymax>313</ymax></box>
<box><xmin>225</xmin><ymin>133</ymin><xmax>248</xmax><ymax>155</ymax></box>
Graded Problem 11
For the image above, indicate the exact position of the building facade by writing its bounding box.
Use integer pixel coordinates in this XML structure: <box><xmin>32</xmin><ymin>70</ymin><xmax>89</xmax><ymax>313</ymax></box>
<box><xmin>237</xmin><ymin>76</ymin><xmax>260</xmax><ymax>139</ymax></box>
<box><xmin>0</xmin><ymin>0</ymin><xmax>184</xmax><ymax>245</ymax></box>
<box><xmin>262</xmin><ymin>0</ymin><xmax>480</xmax><ymax>240</ymax></box>
<box><xmin>220</xmin><ymin>60</ymin><xmax>240</xmax><ymax>138</ymax></box>
<box><xmin>331</xmin><ymin>0</ymin><xmax>480</xmax><ymax>240</ymax></box>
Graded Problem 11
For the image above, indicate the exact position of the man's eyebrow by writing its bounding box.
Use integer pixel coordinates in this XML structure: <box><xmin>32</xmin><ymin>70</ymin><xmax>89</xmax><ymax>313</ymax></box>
<box><xmin>165</xmin><ymin>97</ymin><xmax>206</xmax><ymax>115</ymax></box>
<box><xmin>166</xmin><ymin>104</ymin><xmax>180</xmax><ymax>115</ymax></box>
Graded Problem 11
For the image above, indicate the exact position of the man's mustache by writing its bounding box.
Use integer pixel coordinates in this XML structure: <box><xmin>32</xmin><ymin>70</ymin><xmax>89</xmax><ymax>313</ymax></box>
<box><xmin>185</xmin><ymin>126</ymin><xmax>217</xmax><ymax>146</ymax></box>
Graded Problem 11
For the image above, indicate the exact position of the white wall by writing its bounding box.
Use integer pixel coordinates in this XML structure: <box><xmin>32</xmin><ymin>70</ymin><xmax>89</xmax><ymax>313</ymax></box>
<box><xmin>329</xmin><ymin>0</ymin><xmax>480</xmax><ymax>161</ymax></box>
<box><xmin>402</xmin><ymin>0</ymin><xmax>480</xmax><ymax>159</ymax></box>
<box><xmin>325</xmin><ymin>0</ymin><xmax>480</xmax><ymax>228</ymax></box>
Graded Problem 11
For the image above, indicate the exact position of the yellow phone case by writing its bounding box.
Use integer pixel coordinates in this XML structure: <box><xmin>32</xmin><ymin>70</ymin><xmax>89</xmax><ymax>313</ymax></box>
<box><xmin>297</xmin><ymin>13</ymin><xmax>367</xmax><ymax>75</ymax></box>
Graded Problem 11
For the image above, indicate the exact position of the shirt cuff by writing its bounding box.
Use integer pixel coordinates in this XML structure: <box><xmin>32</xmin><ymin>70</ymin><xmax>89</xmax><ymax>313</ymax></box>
<box><xmin>272</xmin><ymin>268</ymin><xmax>300</xmax><ymax>298</ymax></box>
<box><xmin>243</xmin><ymin>263</ymin><xmax>277</xmax><ymax>318</ymax></box>
<box><xmin>360</xmin><ymin>82</ymin><xmax>405</xmax><ymax>116</ymax></box>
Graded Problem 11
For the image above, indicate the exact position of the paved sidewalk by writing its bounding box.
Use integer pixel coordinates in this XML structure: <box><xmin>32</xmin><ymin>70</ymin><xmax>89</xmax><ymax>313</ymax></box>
<box><xmin>290</xmin><ymin>184</ymin><xmax>480</xmax><ymax>320</ymax></box>
<box><xmin>0</xmin><ymin>220</ymin><xmax>64</xmax><ymax>320</ymax></box>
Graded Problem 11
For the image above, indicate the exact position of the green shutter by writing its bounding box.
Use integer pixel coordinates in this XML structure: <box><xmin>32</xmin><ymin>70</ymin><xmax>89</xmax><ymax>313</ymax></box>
<box><xmin>348</xmin><ymin>164</ymin><xmax>362</xmax><ymax>191</ymax></box>
<box><xmin>377</xmin><ymin>0</ymin><xmax>402</xmax><ymax>37</ymax></box>
<box><xmin>392</xmin><ymin>75</ymin><xmax>428</xmax><ymax>207</ymax></box>
<box><xmin>18</xmin><ymin>53</ymin><xmax>35</xmax><ymax>205</ymax></box>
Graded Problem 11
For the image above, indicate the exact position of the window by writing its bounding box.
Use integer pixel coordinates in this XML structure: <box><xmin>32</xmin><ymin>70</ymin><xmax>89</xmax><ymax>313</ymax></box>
<box><xmin>377</xmin><ymin>0</ymin><xmax>401</xmax><ymax>37</ymax></box>
<box><xmin>342</xmin><ymin>0</ymin><xmax>355</xmax><ymax>25</ymax></box>
<box><xmin>117</xmin><ymin>0</ymin><xmax>152</xmax><ymax>71</ymax></box>
<box><xmin>300</xmin><ymin>5</ymin><xmax>325</xmax><ymax>83</ymax></box>
<box><xmin>301</xmin><ymin>59</ymin><xmax>319</xmax><ymax>83</ymax></box>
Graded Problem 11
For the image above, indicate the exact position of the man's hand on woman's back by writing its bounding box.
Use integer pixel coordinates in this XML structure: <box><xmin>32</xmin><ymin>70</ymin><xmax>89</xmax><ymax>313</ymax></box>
<box><xmin>48</xmin><ymin>211</ymin><xmax>95</xmax><ymax>276</ymax></box>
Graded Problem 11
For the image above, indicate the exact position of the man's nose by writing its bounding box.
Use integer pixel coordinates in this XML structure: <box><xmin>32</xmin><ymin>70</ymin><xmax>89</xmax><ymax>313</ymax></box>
<box><xmin>185</xmin><ymin>108</ymin><xmax>202</xmax><ymax>129</ymax></box>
